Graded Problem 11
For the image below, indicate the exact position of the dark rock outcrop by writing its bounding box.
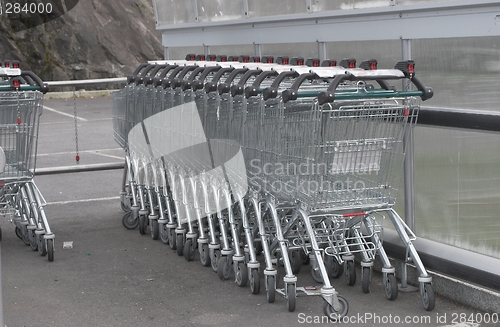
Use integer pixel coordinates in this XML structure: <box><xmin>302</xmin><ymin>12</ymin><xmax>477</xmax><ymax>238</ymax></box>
<box><xmin>0</xmin><ymin>0</ymin><xmax>163</xmax><ymax>82</ymax></box>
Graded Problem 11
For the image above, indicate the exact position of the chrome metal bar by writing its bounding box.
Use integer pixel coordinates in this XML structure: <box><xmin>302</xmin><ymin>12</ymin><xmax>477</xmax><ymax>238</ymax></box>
<box><xmin>36</xmin><ymin>162</ymin><xmax>125</xmax><ymax>175</ymax></box>
<box><xmin>45</xmin><ymin>77</ymin><xmax>127</xmax><ymax>88</ymax></box>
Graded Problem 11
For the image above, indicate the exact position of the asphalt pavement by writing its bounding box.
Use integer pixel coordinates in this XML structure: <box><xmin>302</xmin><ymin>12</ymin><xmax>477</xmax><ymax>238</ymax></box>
<box><xmin>0</xmin><ymin>95</ymin><xmax>496</xmax><ymax>327</ymax></box>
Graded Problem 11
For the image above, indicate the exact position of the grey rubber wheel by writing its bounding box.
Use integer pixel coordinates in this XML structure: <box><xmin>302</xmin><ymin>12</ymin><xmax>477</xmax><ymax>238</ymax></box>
<box><xmin>266</xmin><ymin>275</ymin><xmax>276</xmax><ymax>303</ymax></box>
<box><xmin>345</xmin><ymin>261</ymin><xmax>356</xmax><ymax>286</ymax></box>
<box><xmin>199</xmin><ymin>243</ymin><xmax>210</xmax><ymax>267</ymax></box>
<box><xmin>384</xmin><ymin>274</ymin><xmax>398</xmax><ymax>301</ymax></box>
<box><xmin>47</xmin><ymin>239</ymin><xmax>54</xmax><ymax>262</ymax></box>
<box><xmin>323</xmin><ymin>296</ymin><xmax>349</xmax><ymax>322</ymax></box>
<box><xmin>361</xmin><ymin>267</ymin><xmax>371</xmax><ymax>294</ymax></box>
<box><xmin>217</xmin><ymin>255</ymin><xmax>231</xmax><ymax>280</ymax></box>
<box><xmin>422</xmin><ymin>283</ymin><xmax>435</xmax><ymax>311</ymax></box>
<box><xmin>287</xmin><ymin>283</ymin><xmax>296</xmax><ymax>312</ymax></box>
<box><xmin>250</xmin><ymin>269</ymin><xmax>260</xmax><ymax>294</ymax></box>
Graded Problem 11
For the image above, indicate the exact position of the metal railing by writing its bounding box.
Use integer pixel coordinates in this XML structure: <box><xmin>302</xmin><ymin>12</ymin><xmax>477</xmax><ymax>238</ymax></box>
<box><xmin>386</xmin><ymin>105</ymin><xmax>500</xmax><ymax>292</ymax></box>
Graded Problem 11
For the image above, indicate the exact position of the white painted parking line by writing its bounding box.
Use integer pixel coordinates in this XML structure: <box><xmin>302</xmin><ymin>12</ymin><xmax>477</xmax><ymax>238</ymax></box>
<box><xmin>47</xmin><ymin>196</ymin><xmax>120</xmax><ymax>206</ymax></box>
<box><xmin>43</xmin><ymin>105</ymin><xmax>88</xmax><ymax>121</ymax></box>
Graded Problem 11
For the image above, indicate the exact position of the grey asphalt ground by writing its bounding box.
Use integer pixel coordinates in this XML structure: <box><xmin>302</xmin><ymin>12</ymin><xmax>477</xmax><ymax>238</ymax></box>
<box><xmin>0</xmin><ymin>96</ymin><xmax>496</xmax><ymax>327</ymax></box>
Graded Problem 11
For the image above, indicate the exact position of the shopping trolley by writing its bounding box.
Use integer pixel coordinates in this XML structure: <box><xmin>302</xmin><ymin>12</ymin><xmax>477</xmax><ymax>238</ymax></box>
<box><xmin>0</xmin><ymin>61</ymin><xmax>54</xmax><ymax>261</ymax></box>
<box><xmin>246</xmin><ymin>61</ymin><xmax>434</xmax><ymax>316</ymax></box>
<box><xmin>113</xmin><ymin>56</ymin><xmax>435</xmax><ymax>320</ymax></box>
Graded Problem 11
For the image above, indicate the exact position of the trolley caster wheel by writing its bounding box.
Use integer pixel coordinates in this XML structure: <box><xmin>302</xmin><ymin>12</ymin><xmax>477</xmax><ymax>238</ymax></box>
<box><xmin>323</xmin><ymin>296</ymin><xmax>349</xmax><ymax>322</ymax></box>
<box><xmin>310</xmin><ymin>267</ymin><xmax>323</xmax><ymax>283</ymax></box>
<box><xmin>253</xmin><ymin>231</ymin><xmax>262</xmax><ymax>255</ymax></box>
<box><xmin>384</xmin><ymin>273</ymin><xmax>398</xmax><ymax>301</ymax></box>
<box><xmin>16</xmin><ymin>226</ymin><xmax>30</xmax><ymax>245</ymax></box>
<box><xmin>199</xmin><ymin>243</ymin><xmax>211</xmax><ymax>267</ymax></box>
<box><xmin>345</xmin><ymin>261</ymin><xmax>356</xmax><ymax>286</ymax></box>
<box><xmin>37</xmin><ymin>234</ymin><xmax>47</xmax><ymax>256</ymax></box>
<box><xmin>361</xmin><ymin>267</ymin><xmax>371</xmax><ymax>294</ymax></box>
<box><xmin>300</xmin><ymin>249</ymin><xmax>310</xmax><ymax>265</ymax></box>
<box><xmin>210</xmin><ymin>248</ymin><xmax>220</xmax><ymax>272</ymax></box>
<box><xmin>184</xmin><ymin>239</ymin><xmax>196</xmax><ymax>261</ymax></box>
<box><xmin>47</xmin><ymin>239</ymin><xmax>54</xmax><ymax>262</ymax></box>
<box><xmin>168</xmin><ymin>228</ymin><xmax>176</xmax><ymax>250</ymax></box>
<box><xmin>325</xmin><ymin>255</ymin><xmax>343</xmax><ymax>278</ymax></box>
<box><xmin>421</xmin><ymin>283</ymin><xmax>435</xmax><ymax>311</ymax></box>
<box><xmin>159</xmin><ymin>223</ymin><xmax>169</xmax><ymax>244</ymax></box>
<box><xmin>266</xmin><ymin>275</ymin><xmax>276</xmax><ymax>303</ymax></box>
<box><xmin>217</xmin><ymin>255</ymin><xmax>232</xmax><ymax>280</ymax></box>
<box><xmin>150</xmin><ymin>219</ymin><xmax>159</xmax><ymax>240</ymax></box>
<box><xmin>250</xmin><ymin>269</ymin><xmax>260</xmax><ymax>294</ymax></box>
<box><xmin>121</xmin><ymin>198</ymin><xmax>130</xmax><ymax>212</ymax></box>
<box><xmin>138</xmin><ymin>215</ymin><xmax>147</xmax><ymax>235</ymax></box>
<box><xmin>15</xmin><ymin>226</ymin><xmax>23</xmax><ymax>240</ymax></box>
<box><xmin>176</xmin><ymin>234</ymin><xmax>184</xmax><ymax>256</ymax></box>
<box><xmin>235</xmin><ymin>261</ymin><xmax>248</xmax><ymax>287</ymax></box>
<box><xmin>23</xmin><ymin>230</ymin><xmax>30</xmax><ymax>246</ymax></box>
<box><xmin>122</xmin><ymin>211</ymin><xmax>138</xmax><ymax>230</ymax></box>
<box><xmin>290</xmin><ymin>250</ymin><xmax>301</xmax><ymax>274</ymax></box>
<box><xmin>286</xmin><ymin>283</ymin><xmax>296</xmax><ymax>312</ymax></box>
<box><xmin>29</xmin><ymin>230</ymin><xmax>38</xmax><ymax>251</ymax></box>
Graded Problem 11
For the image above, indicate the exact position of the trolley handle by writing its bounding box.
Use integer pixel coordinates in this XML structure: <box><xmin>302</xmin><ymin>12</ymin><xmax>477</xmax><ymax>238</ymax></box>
<box><xmin>127</xmin><ymin>63</ymin><xmax>149</xmax><ymax>84</ymax></box>
<box><xmin>229</xmin><ymin>69</ymin><xmax>262</xmax><ymax>96</ymax></box>
<box><xmin>134</xmin><ymin>64</ymin><xmax>157</xmax><ymax>85</ymax></box>
<box><xmin>204</xmin><ymin>67</ymin><xmax>234</xmax><ymax>93</ymax></box>
<box><xmin>172</xmin><ymin>65</ymin><xmax>197</xmax><ymax>89</ymax></box>
<box><xmin>218</xmin><ymin>68</ymin><xmax>249</xmax><ymax>95</ymax></box>
<box><xmin>244</xmin><ymin>70</ymin><xmax>278</xmax><ymax>98</ymax></box>
<box><xmin>19</xmin><ymin>74</ymin><xmax>35</xmax><ymax>86</ymax></box>
<box><xmin>181</xmin><ymin>66</ymin><xmax>206</xmax><ymax>90</ymax></box>
<box><xmin>20</xmin><ymin>70</ymin><xmax>49</xmax><ymax>94</ymax></box>
<box><xmin>144</xmin><ymin>65</ymin><xmax>167</xmax><ymax>86</ymax></box>
<box><xmin>153</xmin><ymin>65</ymin><xmax>177</xmax><ymax>87</ymax></box>
<box><xmin>262</xmin><ymin>70</ymin><xmax>298</xmax><ymax>100</ymax></box>
<box><xmin>315</xmin><ymin>73</ymin><xmax>351</xmax><ymax>105</ymax></box>
<box><xmin>161</xmin><ymin>66</ymin><xmax>185</xmax><ymax>89</ymax></box>
<box><xmin>281</xmin><ymin>72</ymin><xmax>316</xmax><ymax>103</ymax></box>
<box><xmin>191</xmin><ymin>66</ymin><xmax>221</xmax><ymax>91</ymax></box>
<box><xmin>409</xmin><ymin>75</ymin><xmax>434</xmax><ymax>101</ymax></box>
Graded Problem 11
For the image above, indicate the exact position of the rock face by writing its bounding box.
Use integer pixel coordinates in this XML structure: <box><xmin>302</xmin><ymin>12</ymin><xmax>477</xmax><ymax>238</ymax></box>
<box><xmin>0</xmin><ymin>0</ymin><xmax>163</xmax><ymax>82</ymax></box>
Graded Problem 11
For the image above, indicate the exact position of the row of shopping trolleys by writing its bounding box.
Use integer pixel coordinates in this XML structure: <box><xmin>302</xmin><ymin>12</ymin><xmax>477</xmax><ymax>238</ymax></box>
<box><xmin>0</xmin><ymin>60</ymin><xmax>54</xmax><ymax>261</ymax></box>
<box><xmin>112</xmin><ymin>54</ymin><xmax>435</xmax><ymax>320</ymax></box>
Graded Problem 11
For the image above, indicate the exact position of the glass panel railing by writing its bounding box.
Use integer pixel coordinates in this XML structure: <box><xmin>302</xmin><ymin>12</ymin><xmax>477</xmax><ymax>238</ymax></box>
<box><xmin>413</xmin><ymin>37</ymin><xmax>500</xmax><ymax>112</ymax></box>
<box><xmin>413</xmin><ymin>126</ymin><xmax>500</xmax><ymax>259</ymax></box>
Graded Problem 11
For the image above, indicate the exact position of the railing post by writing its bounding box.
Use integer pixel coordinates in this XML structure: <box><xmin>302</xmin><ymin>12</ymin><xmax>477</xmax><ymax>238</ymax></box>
<box><xmin>254</xmin><ymin>43</ymin><xmax>262</xmax><ymax>58</ymax></box>
<box><xmin>400</xmin><ymin>38</ymin><xmax>418</xmax><ymax>292</ymax></box>
<box><xmin>402</xmin><ymin>38</ymin><xmax>414</xmax><ymax>231</ymax></box>
<box><xmin>318</xmin><ymin>42</ymin><xmax>327</xmax><ymax>62</ymax></box>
